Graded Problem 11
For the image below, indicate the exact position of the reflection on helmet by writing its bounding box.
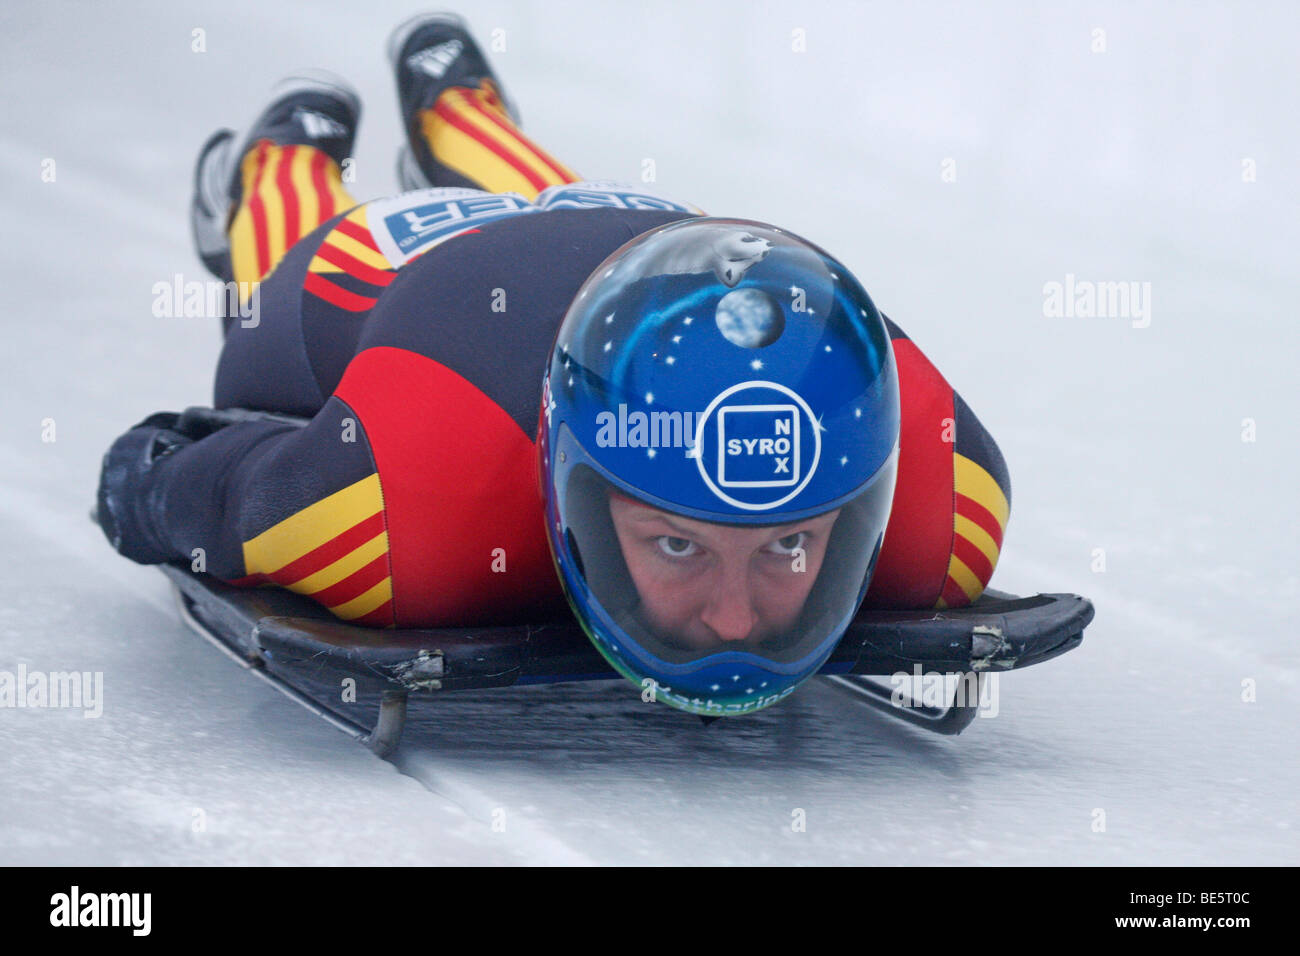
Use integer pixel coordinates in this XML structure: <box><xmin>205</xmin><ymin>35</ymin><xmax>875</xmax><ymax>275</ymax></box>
<box><xmin>540</xmin><ymin>218</ymin><xmax>900</xmax><ymax>716</ymax></box>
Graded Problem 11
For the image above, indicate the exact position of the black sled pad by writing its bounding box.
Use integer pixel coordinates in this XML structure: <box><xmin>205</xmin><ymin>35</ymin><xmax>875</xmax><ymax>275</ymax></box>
<box><xmin>161</xmin><ymin>563</ymin><xmax>1093</xmax><ymax>696</ymax></box>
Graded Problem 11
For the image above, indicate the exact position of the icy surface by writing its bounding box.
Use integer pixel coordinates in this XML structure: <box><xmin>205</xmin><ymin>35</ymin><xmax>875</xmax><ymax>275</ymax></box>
<box><xmin>1</xmin><ymin>0</ymin><xmax>1296</xmax><ymax>865</ymax></box>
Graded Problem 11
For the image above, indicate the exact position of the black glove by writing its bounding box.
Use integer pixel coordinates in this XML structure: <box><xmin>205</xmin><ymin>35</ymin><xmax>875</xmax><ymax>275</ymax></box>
<box><xmin>96</xmin><ymin>412</ymin><xmax>194</xmax><ymax>564</ymax></box>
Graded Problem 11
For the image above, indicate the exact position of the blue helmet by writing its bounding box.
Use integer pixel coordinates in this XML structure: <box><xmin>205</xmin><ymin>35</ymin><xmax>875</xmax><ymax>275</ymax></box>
<box><xmin>540</xmin><ymin>218</ymin><xmax>899</xmax><ymax>716</ymax></box>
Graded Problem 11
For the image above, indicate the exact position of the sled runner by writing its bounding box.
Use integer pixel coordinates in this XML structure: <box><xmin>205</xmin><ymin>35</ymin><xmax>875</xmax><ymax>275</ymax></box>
<box><xmin>161</xmin><ymin>546</ymin><xmax>1093</xmax><ymax>755</ymax></box>
<box><xmin>132</xmin><ymin>407</ymin><xmax>1093</xmax><ymax>755</ymax></box>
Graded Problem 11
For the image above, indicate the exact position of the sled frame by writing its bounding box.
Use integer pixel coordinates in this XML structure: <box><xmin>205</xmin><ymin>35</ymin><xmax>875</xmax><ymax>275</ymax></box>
<box><xmin>823</xmin><ymin>672</ymin><xmax>983</xmax><ymax>735</ymax></box>
<box><xmin>163</xmin><ymin>563</ymin><xmax>1092</xmax><ymax>754</ymax></box>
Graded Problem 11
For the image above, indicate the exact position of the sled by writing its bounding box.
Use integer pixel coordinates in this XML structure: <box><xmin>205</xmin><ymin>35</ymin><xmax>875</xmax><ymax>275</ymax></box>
<box><xmin>122</xmin><ymin>407</ymin><xmax>1093</xmax><ymax>755</ymax></box>
<box><xmin>162</xmin><ymin>561</ymin><xmax>1093</xmax><ymax>756</ymax></box>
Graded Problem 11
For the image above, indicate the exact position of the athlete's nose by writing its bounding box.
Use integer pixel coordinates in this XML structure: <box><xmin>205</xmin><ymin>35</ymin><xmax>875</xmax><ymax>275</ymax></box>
<box><xmin>699</xmin><ymin>564</ymin><xmax>758</xmax><ymax>643</ymax></box>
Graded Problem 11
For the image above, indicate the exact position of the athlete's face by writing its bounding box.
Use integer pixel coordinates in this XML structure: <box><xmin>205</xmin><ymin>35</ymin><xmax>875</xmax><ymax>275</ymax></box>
<box><xmin>608</xmin><ymin>493</ymin><xmax>840</xmax><ymax>652</ymax></box>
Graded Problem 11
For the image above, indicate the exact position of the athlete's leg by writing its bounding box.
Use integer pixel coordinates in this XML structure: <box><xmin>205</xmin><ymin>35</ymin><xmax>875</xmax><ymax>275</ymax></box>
<box><xmin>391</xmin><ymin>14</ymin><xmax>580</xmax><ymax>200</ymax></box>
<box><xmin>215</xmin><ymin>208</ymin><xmax>395</xmax><ymax>416</ymax></box>
<box><xmin>209</xmin><ymin>76</ymin><xmax>386</xmax><ymax>415</ymax></box>
<box><xmin>414</xmin><ymin>79</ymin><xmax>580</xmax><ymax>198</ymax></box>
<box><xmin>227</xmin><ymin>137</ymin><xmax>359</xmax><ymax>289</ymax></box>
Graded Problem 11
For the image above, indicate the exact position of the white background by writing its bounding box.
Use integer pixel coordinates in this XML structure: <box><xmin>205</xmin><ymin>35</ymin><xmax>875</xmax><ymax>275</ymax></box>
<box><xmin>0</xmin><ymin>0</ymin><xmax>1295</xmax><ymax>864</ymax></box>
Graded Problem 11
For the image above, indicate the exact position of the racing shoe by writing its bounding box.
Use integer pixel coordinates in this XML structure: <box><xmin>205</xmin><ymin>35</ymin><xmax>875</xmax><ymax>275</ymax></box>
<box><xmin>387</xmin><ymin>11</ymin><xmax>520</xmax><ymax>191</ymax></box>
<box><xmin>190</xmin><ymin>71</ymin><xmax>361</xmax><ymax>281</ymax></box>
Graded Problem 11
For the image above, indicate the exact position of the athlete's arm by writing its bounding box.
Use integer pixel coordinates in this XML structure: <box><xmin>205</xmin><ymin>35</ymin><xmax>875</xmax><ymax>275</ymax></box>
<box><xmin>96</xmin><ymin>400</ymin><xmax>389</xmax><ymax>616</ymax></box>
<box><xmin>864</xmin><ymin>315</ymin><xmax>1012</xmax><ymax>609</ymax></box>
<box><xmin>97</xmin><ymin>412</ymin><xmax>291</xmax><ymax>568</ymax></box>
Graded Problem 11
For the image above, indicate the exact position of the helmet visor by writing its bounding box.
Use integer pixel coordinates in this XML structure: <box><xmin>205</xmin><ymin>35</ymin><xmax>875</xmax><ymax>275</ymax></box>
<box><xmin>561</xmin><ymin>451</ymin><xmax>896</xmax><ymax>669</ymax></box>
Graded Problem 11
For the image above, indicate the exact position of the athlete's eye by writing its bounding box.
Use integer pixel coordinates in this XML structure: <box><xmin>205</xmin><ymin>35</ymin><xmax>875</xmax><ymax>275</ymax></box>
<box><xmin>765</xmin><ymin>531</ymin><xmax>807</xmax><ymax>556</ymax></box>
<box><xmin>655</xmin><ymin>536</ymin><xmax>699</xmax><ymax>558</ymax></box>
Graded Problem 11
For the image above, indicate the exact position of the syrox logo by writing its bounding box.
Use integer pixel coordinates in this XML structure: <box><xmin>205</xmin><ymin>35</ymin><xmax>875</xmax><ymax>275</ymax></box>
<box><xmin>584</xmin><ymin>381</ymin><xmax>821</xmax><ymax>512</ymax></box>
<box><xmin>697</xmin><ymin>382</ymin><xmax>820</xmax><ymax>511</ymax></box>
<box><xmin>717</xmin><ymin>405</ymin><xmax>798</xmax><ymax>487</ymax></box>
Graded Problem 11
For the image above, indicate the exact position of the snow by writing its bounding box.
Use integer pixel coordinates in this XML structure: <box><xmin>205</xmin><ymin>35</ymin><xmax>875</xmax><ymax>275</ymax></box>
<box><xmin>1</xmin><ymin>0</ymin><xmax>1296</xmax><ymax>865</ymax></box>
